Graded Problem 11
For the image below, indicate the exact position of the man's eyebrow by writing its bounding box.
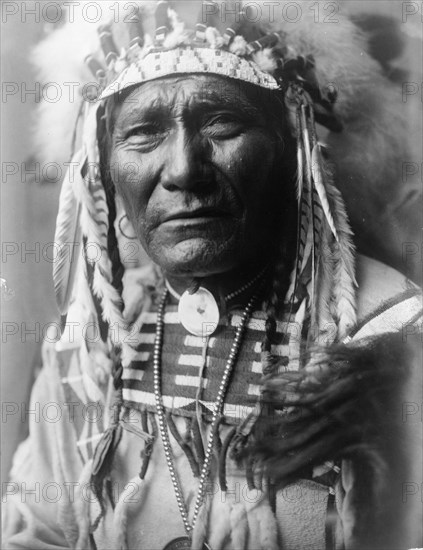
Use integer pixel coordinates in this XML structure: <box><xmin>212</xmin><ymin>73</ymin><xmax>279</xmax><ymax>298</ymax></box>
<box><xmin>115</xmin><ymin>96</ymin><xmax>167</xmax><ymax>127</ymax></box>
<box><xmin>191</xmin><ymin>91</ymin><xmax>262</xmax><ymax>117</ymax></box>
<box><xmin>116</xmin><ymin>88</ymin><xmax>263</xmax><ymax>127</ymax></box>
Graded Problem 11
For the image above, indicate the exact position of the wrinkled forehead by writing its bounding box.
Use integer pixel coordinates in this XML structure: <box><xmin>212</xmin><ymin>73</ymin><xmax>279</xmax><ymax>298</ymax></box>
<box><xmin>107</xmin><ymin>74</ymin><xmax>280</xmax><ymax>130</ymax></box>
<box><xmin>106</xmin><ymin>75</ymin><xmax>270</xmax><ymax>133</ymax></box>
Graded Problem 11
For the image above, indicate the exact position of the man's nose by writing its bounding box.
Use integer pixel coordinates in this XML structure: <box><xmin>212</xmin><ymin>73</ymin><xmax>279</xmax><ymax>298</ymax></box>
<box><xmin>160</xmin><ymin>127</ymin><xmax>209</xmax><ymax>192</ymax></box>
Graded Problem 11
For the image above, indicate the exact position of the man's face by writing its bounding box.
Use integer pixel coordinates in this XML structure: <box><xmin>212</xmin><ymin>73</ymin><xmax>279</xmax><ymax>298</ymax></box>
<box><xmin>109</xmin><ymin>75</ymin><xmax>284</xmax><ymax>277</ymax></box>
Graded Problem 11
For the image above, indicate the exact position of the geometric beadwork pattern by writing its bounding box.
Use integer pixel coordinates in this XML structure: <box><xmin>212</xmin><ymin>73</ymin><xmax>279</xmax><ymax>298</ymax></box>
<box><xmin>121</xmin><ymin>303</ymin><xmax>305</xmax><ymax>425</ymax></box>
<box><xmin>100</xmin><ymin>46</ymin><xmax>279</xmax><ymax>99</ymax></box>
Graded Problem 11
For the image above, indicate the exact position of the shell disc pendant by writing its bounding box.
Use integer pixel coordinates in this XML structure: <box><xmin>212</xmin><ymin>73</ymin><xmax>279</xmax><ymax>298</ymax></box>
<box><xmin>177</xmin><ymin>287</ymin><xmax>220</xmax><ymax>337</ymax></box>
<box><xmin>163</xmin><ymin>536</ymin><xmax>211</xmax><ymax>550</ymax></box>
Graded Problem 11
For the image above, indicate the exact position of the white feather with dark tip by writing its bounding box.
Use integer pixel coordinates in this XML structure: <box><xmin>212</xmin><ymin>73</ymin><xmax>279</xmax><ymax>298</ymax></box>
<box><xmin>53</xmin><ymin>150</ymin><xmax>84</xmax><ymax>315</ymax></box>
<box><xmin>325</xmin><ymin>173</ymin><xmax>358</xmax><ymax>338</ymax></box>
<box><xmin>311</xmin><ymin>144</ymin><xmax>339</xmax><ymax>242</ymax></box>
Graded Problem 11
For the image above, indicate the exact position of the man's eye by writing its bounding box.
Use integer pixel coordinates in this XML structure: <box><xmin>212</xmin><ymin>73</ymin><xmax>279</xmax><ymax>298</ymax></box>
<box><xmin>122</xmin><ymin>124</ymin><xmax>167</xmax><ymax>150</ymax></box>
<box><xmin>203</xmin><ymin>114</ymin><xmax>244</xmax><ymax>138</ymax></box>
<box><xmin>126</xmin><ymin>124</ymin><xmax>164</xmax><ymax>139</ymax></box>
<box><xmin>209</xmin><ymin>114</ymin><xmax>237</xmax><ymax>124</ymax></box>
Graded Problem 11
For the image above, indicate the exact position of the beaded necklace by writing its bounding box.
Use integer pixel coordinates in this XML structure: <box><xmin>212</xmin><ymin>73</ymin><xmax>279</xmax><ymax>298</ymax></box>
<box><xmin>153</xmin><ymin>287</ymin><xmax>260</xmax><ymax>549</ymax></box>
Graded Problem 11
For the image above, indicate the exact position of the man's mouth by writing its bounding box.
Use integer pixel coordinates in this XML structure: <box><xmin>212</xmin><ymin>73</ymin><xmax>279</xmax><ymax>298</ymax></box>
<box><xmin>161</xmin><ymin>207</ymin><xmax>233</xmax><ymax>224</ymax></box>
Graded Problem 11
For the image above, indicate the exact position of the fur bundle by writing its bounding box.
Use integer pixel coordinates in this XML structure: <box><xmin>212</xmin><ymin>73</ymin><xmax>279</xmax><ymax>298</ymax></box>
<box><xmin>254</xmin><ymin>330</ymin><xmax>423</xmax><ymax>549</ymax></box>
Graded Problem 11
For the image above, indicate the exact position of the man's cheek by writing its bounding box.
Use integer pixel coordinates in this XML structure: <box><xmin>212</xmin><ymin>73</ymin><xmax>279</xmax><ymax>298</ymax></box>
<box><xmin>117</xmin><ymin>186</ymin><xmax>137</xmax><ymax>223</ymax></box>
<box><xmin>115</xmin><ymin>174</ymin><xmax>148</xmax><ymax>220</ymax></box>
<box><xmin>235</xmin><ymin>146</ymin><xmax>274</xmax><ymax>182</ymax></box>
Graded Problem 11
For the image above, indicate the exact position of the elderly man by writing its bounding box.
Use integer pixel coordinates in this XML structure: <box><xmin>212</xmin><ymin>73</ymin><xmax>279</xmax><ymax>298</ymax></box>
<box><xmin>3</xmin><ymin>2</ymin><xmax>422</xmax><ymax>550</ymax></box>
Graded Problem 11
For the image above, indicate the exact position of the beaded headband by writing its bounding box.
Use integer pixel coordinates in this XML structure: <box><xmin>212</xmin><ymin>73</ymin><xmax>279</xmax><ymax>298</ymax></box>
<box><xmin>100</xmin><ymin>46</ymin><xmax>279</xmax><ymax>98</ymax></box>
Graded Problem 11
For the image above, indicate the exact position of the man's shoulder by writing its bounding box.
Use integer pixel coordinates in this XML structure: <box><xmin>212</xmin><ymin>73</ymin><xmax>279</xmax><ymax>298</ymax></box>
<box><xmin>356</xmin><ymin>254</ymin><xmax>420</xmax><ymax>320</ymax></box>
<box><xmin>349</xmin><ymin>255</ymin><xmax>422</xmax><ymax>341</ymax></box>
<box><xmin>40</xmin><ymin>299</ymin><xmax>111</xmax><ymax>406</ymax></box>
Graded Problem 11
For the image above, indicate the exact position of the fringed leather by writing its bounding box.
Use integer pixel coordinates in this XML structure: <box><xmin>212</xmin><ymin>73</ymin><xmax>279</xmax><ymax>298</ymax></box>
<box><xmin>91</xmin><ymin>422</ymin><xmax>123</xmax><ymax>505</ymax></box>
<box><xmin>138</xmin><ymin>409</ymin><xmax>155</xmax><ymax>479</ymax></box>
<box><xmin>74</xmin><ymin>458</ymin><xmax>94</xmax><ymax>550</ymax></box>
<box><xmin>191</xmin><ymin>416</ymin><xmax>206</xmax><ymax>469</ymax></box>
<box><xmin>230</xmin><ymin>405</ymin><xmax>261</xmax><ymax>463</ymax></box>
<box><xmin>245</xmin><ymin>455</ymin><xmax>256</xmax><ymax>490</ymax></box>
<box><xmin>218</xmin><ymin>427</ymin><xmax>237</xmax><ymax>491</ymax></box>
<box><xmin>166</xmin><ymin>412</ymin><xmax>200</xmax><ymax>478</ymax></box>
<box><xmin>229</xmin><ymin>404</ymin><xmax>264</xmax><ymax>493</ymax></box>
<box><xmin>208</xmin><ymin>495</ymin><xmax>232</xmax><ymax>549</ymax></box>
<box><xmin>113</xmin><ymin>475</ymin><xmax>144</xmax><ymax>550</ymax></box>
<box><xmin>245</xmin><ymin>490</ymin><xmax>279</xmax><ymax>550</ymax></box>
<box><xmin>112</xmin><ymin>408</ymin><xmax>156</xmax><ymax>550</ymax></box>
<box><xmin>212</xmin><ymin>416</ymin><xmax>223</xmax><ymax>460</ymax></box>
<box><xmin>229</xmin><ymin>501</ymin><xmax>248</xmax><ymax>549</ymax></box>
<box><xmin>191</xmin><ymin>494</ymin><xmax>212</xmax><ymax>550</ymax></box>
<box><xmin>90</xmin><ymin>366</ymin><xmax>124</xmax><ymax>517</ymax></box>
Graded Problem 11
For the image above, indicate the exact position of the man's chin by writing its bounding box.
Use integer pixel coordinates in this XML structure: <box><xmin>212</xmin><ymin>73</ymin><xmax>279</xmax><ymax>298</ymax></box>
<box><xmin>149</xmin><ymin>237</ymin><xmax>239</xmax><ymax>277</ymax></box>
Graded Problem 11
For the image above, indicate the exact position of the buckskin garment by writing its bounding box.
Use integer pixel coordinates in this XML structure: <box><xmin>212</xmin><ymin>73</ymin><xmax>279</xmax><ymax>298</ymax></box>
<box><xmin>3</xmin><ymin>256</ymin><xmax>422</xmax><ymax>550</ymax></box>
